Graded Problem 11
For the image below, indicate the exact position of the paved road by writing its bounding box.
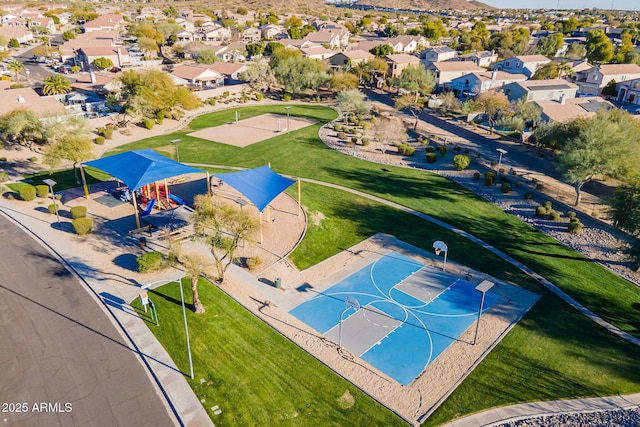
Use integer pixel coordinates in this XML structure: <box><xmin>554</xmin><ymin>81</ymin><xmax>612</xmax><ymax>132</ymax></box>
<box><xmin>0</xmin><ymin>215</ymin><xmax>174</xmax><ymax>426</ymax></box>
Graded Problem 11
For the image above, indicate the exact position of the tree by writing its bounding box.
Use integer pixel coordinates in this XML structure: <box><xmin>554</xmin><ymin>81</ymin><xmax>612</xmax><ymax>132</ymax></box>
<box><xmin>9</xmin><ymin>38</ymin><xmax>19</xmax><ymax>48</ymax></box>
<box><xmin>62</xmin><ymin>30</ymin><xmax>76</xmax><ymax>41</ymax></box>
<box><xmin>513</xmin><ymin>98</ymin><xmax>541</xmax><ymax>129</ymax></box>
<box><xmin>614</xmin><ymin>33</ymin><xmax>635</xmax><ymax>63</ymax></box>
<box><xmin>532</xmin><ymin>62</ymin><xmax>559</xmax><ymax>80</ymax></box>
<box><xmin>239</xmin><ymin>62</ymin><xmax>276</xmax><ymax>92</ymax></box>
<box><xmin>353</xmin><ymin>57</ymin><xmax>388</xmax><ymax>84</ymax></box>
<box><xmin>329</xmin><ymin>72</ymin><xmax>359</xmax><ymax>92</ymax></box>
<box><xmin>437</xmin><ymin>92</ymin><xmax>462</xmax><ymax>113</ymax></box>
<box><xmin>167</xmin><ymin>243</ymin><xmax>211</xmax><ymax>314</ymax></box>
<box><xmin>585</xmin><ymin>30</ymin><xmax>614</xmax><ymax>64</ymax></box>
<box><xmin>609</xmin><ymin>181</ymin><xmax>640</xmax><ymax>236</ymax></box>
<box><xmin>272</xmin><ymin>56</ymin><xmax>329</xmax><ymax>94</ymax></box>
<box><xmin>336</xmin><ymin>90</ymin><xmax>369</xmax><ymax>120</ymax></box>
<box><xmin>42</xmin><ymin>75</ymin><xmax>71</xmax><ymax>95</ymax></box>
<box><xmin>367</xmin><ymin>115</ymin><xmax>407</xmax><ymax>155</ymax></box>
<box><xmin>193</xmin><ymin>195</ymin><xmax>259</xmax><ymax>282</ymax></box>
<box><xmin>601</xmin><ymin>79</ymin><xmax>618</xmax><ymax>97</ymax></box>
<box><xmin>472</xmin><ymin>90</ymin><xmax>510</xmax><ymax>134</ymax></box>
<box><xmin>245</xmin><ymin>43</ymin><xmax>264</xmax><ymax>58</ymax></box>
<box><xmin>0</xmin><ymin>109</ymin><xmax>42</xmax><ymax>150</ymax></box>
<box><xmin>536</xmin><ymin>32</ymin><xmax>564</xmax><ymax>56</ymax></box>
<box><xmin>369</xmin><ymin>44</ymin><xmax>393</xmax><ymax>57</ymax></box>
<box><xmin>557</xmin><ymin>109</ymin><xmax>640</xmax><ymax>205</ymax></box>
<box><xmin>41</xmin><ymin>116</ymin><xmax>93</xmax><ymax>182</ymax></box>
<box><xmin>7</xmin><ymin>60</ymin><xmax>24</xmax><ymax>81</ymax></box>
<box><xmin>138</xmin><ymin>37</ymin><xmax>159</xmax><ymax>58</ymax></box>
<box><xmin>393</xmin><ymin>65</ymin><xmax>435</xmax><ymax>102</ymax></box>
<box><xmin>93</xmin><ymin>57</ymin><xmax>114</xmax><ymax>70</ymax></box>
<box><xmin>565</xmin><ymin>42</ymin><xmax>587</xmax><ymax>59</ymax></box>
<box><xmin>196</xmin><ymin>49</ymin><xmax>218</xmax><ymax>64</ymax></box>
<box><xmin>395</xmin><ymin>93</ymin><xmax>424</xmax><ymax>129</ymax></box>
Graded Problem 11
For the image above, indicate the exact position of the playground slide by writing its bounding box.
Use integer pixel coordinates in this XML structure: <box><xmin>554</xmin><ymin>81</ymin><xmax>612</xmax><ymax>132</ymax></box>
<box><xmin>141</xmin><ymin>199</ymin><xmax>155</xmax><ymax>216</ymax></box>
<box><xmin>168</xmin><ymin>193</ymin><xmax>187</xmax><ymax>206</ymax></box>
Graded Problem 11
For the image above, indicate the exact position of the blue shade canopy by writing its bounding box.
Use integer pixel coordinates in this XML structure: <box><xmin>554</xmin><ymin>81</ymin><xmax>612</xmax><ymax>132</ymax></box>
<box><xmin>214</xmin><ymin>165</ymin><xmax>295</xmax><ymax>212</ymax></box>
<box><xmin>83</xmin><ymin>149</ymin><xmax>204</xmax><ymax>191</ymax></box>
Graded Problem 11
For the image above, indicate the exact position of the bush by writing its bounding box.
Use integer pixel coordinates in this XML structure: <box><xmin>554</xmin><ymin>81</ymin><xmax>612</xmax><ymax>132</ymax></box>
<box><xmin>29</xmin><ymin>157</ymin><xmax>38</xmax><ymax>162</ymax></box>
<box><xmin>282</xmin><ymin>93</ymin><xmax>292</xmax><ymax>101</ymax></box>
<box><xmin>543</xmin><ymin>201</ymin><xmax>552</xmax><ymax>213</ymax></box>
<box><xmin>397</xmin><ymin>144</ymin><xmax>408</xmax><ymax>154</ymax></box>
<box><xmin>524</xmin><ymin>192</ymin><xmax>533</xmax><ymax>200</ymax></box>
<box><xmin>351</xmin><ymin>136</ymin><xmax>358</xmax><ymax>144</ymax></box>
<box><xmin>568</xmin><ymin>220</ymin><xmax>583</xmax><ymax>233</ymax></box>
<box><xmin>246</xmin><ymin>256</ymin><xmax>264</xmax><ymax>271</ymax></box>
<box><xmin>404</xmin><ymin>146</ymin><xmax>415</xmax><ymax>156</ymax></box>
<box><xmin>549</xmin><ymin>211</ymin><xmax>561</xmax><ymax>220</ymax></box>
<box><xmin>0</xmin><ymin>171</ymin><xmax>8</xmax><ymax>183</ymax></box>
<box><xmin>143</xmin><ymin>118</ymin><xmax>155</xmax><ymax>130</ymax></box>
<box><xmin>47</xmin><ymin>203</ymin><xmax>59</xmax><ymax>214</ymax></box>
<box><xmin>337</xmin><ymin>131</ymin><xmax>346</xmax><ymax>140</ymax></box>
<box><xmin>473</xmin><ymin>172</ymin><xmax>481</xmax><ymax>180</ymax></box>
<box><xmin>333</xmin><ymin>124</ymin><xmax>341</xmax><ymax>131</ymax></box>
<box><xmin>484</xmin><ymin>172</ymin><xmax>496</xmax><ymax>186</ymax></box>
<box><xmin>536</xmin><ymin>182</ymin><xmax>545</xmax><ymax>190</ymax></box>
<box><xmin>19</xmin><ymin>185</ymin><xmax>36</xmax><ymax>201</ymax></box>
<box><xmin>72</xmin><ymin>217</ymin><xmax>93</xmax><ymax>235</ymax></box>
<box><xmin>96</xmin><ymin>126</ymin><xmax>105</xmax><ymax>135</ymax></box>
<box><xmin>137</xmin><ymin>251</ymin><xmax>165</xmax><ymax>273</ymax></box>
<box><xmin>425</xmin><ymin>146</ymin><xmax>435</xmax><ymax>153</ymax></box>
<box><xmin>35</xmin><ymin>185</ymin><xmax>49</xmax><ymax>198</ymax></box>
<box><xmin>535</xmin><ymin>206</ymin><xmax>547</xmax><ymax>217</ymax></box>
<box><xmin>70</xmin><ymin>206</ymin><xmax>87</xmax><ymax>219</ymax></box>
<box><xmin>452</xmin><ymin>154</ymin><xmax>471</xmax><ymax>171</ymax></box>
<box><xmin>95</xmin><ymin>136</ymin><xmax>105</xmax><ymax>145</ymax></box>
<box><xmin>361</xmin><ymin>137</ymin><xmax>370</xmax><ymax>146</ymax></box>
<box><xmin>255</xmin><ymin>93</ymin><xmax>263</xmax><ymax>101</ymax></box>
<box><xmin>567</xmin><ymin>211</ymin><xmax>577</xmax><ymax>220</ymax></box>
<box><xmin>426</xmin><ymin>153</ymin><xmax>437</xmax><ymax>163</ymax></box>
<box><xmin>500</xmin><ymin>183</ymin><xmax>512</xmax><ymax>193</ymax></box>
<box><xmin>438</xmin><ymin>145</ymin><xmax>448</xmax><ymax>156</ymax></box>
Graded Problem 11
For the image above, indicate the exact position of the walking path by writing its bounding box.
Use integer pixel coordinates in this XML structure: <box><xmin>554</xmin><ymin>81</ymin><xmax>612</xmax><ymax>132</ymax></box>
<box><xmin>2</xmin><ymin>97</ymin><xmax>639</xmax><ymax>426</ymax></box>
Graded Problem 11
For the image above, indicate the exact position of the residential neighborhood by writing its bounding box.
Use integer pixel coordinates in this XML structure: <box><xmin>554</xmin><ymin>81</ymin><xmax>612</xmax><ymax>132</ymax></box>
<box><xmin>1</xmin><ymin>1</ymin><xmax>640</xmax><ymax>427</ymax></box>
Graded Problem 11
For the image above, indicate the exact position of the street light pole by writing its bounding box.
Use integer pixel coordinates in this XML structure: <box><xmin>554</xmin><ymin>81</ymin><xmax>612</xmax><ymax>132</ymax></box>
<box><xmin>171</xmin><ymin>139</ymin><xmax>181</xmax><ymax>162</ymax></box>
<box><xmin>43</xmin><ymin>179</ymin><xmax>59</xmax><ymax>226</ymax></box>
<box><xmin>285</xmin><ymin>106</ymin><xmax>291</xmax><ymax>131</ymax></box>
<box><xmin>474</xmin><ymin>280</ymin><xmax>494</xmax><ymax>345</ymax></box>
<box><xmin>177</xmin><ymin>278</ymin><xmax>194</xmax><ymax>380</ymax></box>
<box><xmin>496</xmin><ymin>148</ymin><xmax>508</xmax><ymax>185</ymax></box>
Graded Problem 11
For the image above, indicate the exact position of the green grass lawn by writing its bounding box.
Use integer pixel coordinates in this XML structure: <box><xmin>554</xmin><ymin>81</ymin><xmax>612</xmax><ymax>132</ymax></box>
<box><xmin>131</xmin><ymin>278</ymin><xmax>409</xmax><ymax>427</ymax></box>
<box><xmin>110</xmin><ymin>105</ymin><xmax>640</xmax><ymax>424</ymax></box>
<box><xmin>7</xmin><ymin>167</ymin><xmax>110</xmax><ymax>192</ymax></box>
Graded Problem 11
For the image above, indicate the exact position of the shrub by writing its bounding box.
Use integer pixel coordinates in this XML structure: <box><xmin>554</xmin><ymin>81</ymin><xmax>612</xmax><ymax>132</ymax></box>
<box><xmin>19</xmin><ymin>185</ymin><xmax>36</xmax><ymax>201</ymax></box>
<box><xmin>143</xmin><ymin>118</ymin><xmax>155</xmax><ymax>130</ymax></box>
<box><xmin>70</xmin><ymin>206</ymin><xmax>87</xmax><ymax>219</ymax></box>
<box><xmin>29</xmin><ymin>157</ymin><xmax>38</xmax><ymax>162</ymax></box>
<box><xmin>524</xmin><ymin>192</ymin><xmax>533</xmax><ymax>200</ymax></box>
<box><xmin>484</xmin><ymin>172</ymin><xmax>496</xmax><ymax>186</ymax></box>
<box><xmin>35</xmin><ymin>185</ymin><xmax>49</xmax><ymax>198</ymax></box>
<box><xmin>333</xmin><ymin>124</ymin><xmax>341</xmax><ymax>131</ymax></box>
<box><xmin>47</xmin><ymin>203</ymin><xmax>59</xmax><ymax>214</ymax></box>
<box><xmin>397</xmin><ymin>144</ymin><xmax>407</xmax><ymax>154</ymax></box>
<box><xmin>543</xmin><ymin>201</ymin><xmax>552</xmax><ymax>213</ymax></box>
<box><xmin>0</xmin><ymin>157</ymin><xmax>6</xmax><ymax>162</ymax></box>
<box><xmin>337</xmin><ymin>131</ymin><xmax>346</xmax><ymax>140</ymax></box>
<box><xmin>351</xmin><ymin>136</ymin><xmax>358</xmax><ymax>144</ymax></box>
<box><xmin>72</xmin><ymin>217</ymin><xmax>93</xmax><ymax>235</ymax></box>
<box><xmin>246</xmin><ymin>256</ymin><xmax>264</xmax><ymax>271</ymax></box>
<box><xmin>95</xmin><ymin>136</ymin><xmax>105</xmax><ymax>145</ymax></box>
<box><xmin>0</xmin><ymin>171</ymin><xmax>8</xmax><ymax>183</ymax></box>
<box><xmin>536</xmin><ymin>182</ymin><xmax>545</xmax><ymax>190</ymax></box>
<box><xmin>567</xmin><ymin>211</ymin><xmax>577</xmax><ymax>220</ymax></box>
<box><xmin>96</xmin><ymin>126</ymin><xmax>105</xmax><ymax>135</ymax></box>
<box><xmin>426</xmin><ymin>153</ymin><xmax>437</xmax><ymax>163</ymax></box>
<box><xmin>282</xmin><ymin>93</ymin><xmax>292</xmax><ymax>101</ymax></box>
<box><xmin>549</xmin><ymin>211</ymin><xmax>561</xmax><ymax>220</ymax></box>
<box><xmin>255</xmin><ymin>93</ymin><xmax>263</xmax><ymax>101</ymax></box>
<box><xmin>452</xmin><ymin>154</ymin><xmax>471</xmax><ymax>171</ymax></box>
<box><xmin>361</xmin><ymin>137</ymin><xmax>370</xmax><ymax>146</ymax></box>
<box><xmin>473</xmin><ymin>172</ymin><xmax>481</xmax><ymax>180</ymax></box>
<box><xmin>137</xmin><ymin>251</ymin><xmax>165</xmax><ymax>273</ymax></box>
<box><xmin>348</xmin><ymin>127</ymin><xmax>358</xmax><ymax>135</ymax></box>
<box><xmin>500</xmin><ymin>183</ymin><xmax>511</xmax><ymax>193</ymax></box>
<box><xmin>404</xmin><ymin>146</ymin><xmax>415</xmax><ymax>156</ymax></box>
<box><xmin>438</xmin><ymin>145</ymin><xmax>448</xmax><ymax>156</ymax></box>
<box><xmin>535</xmin><ymin>206</ymin><xmax>547</xmax><ymax>217</ymax></box>
<box><xmin>568</xmin><ymin>220</ymin><xmax>583</xmax><ymax>233</ymax></box>
<box><xmin>425</xmin><ymin>146</ymin><xmax>435</xmax><ymax>153</ymax></box>
<box><xmin>103</xmin><ymin>128</ymin><xmax>114</xmax><ymax>139</ymax></box>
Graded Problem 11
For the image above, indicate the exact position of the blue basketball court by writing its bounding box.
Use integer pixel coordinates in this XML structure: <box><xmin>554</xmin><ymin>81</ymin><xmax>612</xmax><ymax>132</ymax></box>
<box><xmin>288</xmin><ymin>251</ymin><xmax>500</xmax><ymax>386</ymax></box>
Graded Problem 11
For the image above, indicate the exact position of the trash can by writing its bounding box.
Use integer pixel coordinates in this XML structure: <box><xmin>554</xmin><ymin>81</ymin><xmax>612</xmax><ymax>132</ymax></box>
<box><xmin>139</xmin><ymin>237</ymin><xmax>147</xmax><ymax>248</ymax></box>
<box><xmin>275</xmin><ymin>277</ymin><xmax>282</xmax><ymax>289</ymax></box>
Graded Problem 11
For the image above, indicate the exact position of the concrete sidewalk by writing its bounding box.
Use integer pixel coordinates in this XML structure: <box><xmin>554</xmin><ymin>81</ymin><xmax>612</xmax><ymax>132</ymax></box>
<box><xmin>0</xmin><ymin>198</ymin><xmax>214</xmax><ymax>427</ymax></box>
<box><xmin>439</xmin><ymin>393</ymin><xmax>640</xmax><ymax>427</ymax></box>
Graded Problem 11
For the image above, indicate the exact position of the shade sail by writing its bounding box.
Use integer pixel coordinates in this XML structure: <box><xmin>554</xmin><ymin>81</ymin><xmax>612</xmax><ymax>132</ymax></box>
<box><xmin>83</xmin><ymin>149</ymin><xmax>204</xmax><ymax>191</ymax></box>
<box><xmin>214</xmin><ymin>165</ymin><xmax>295</xmax><ymax>212</ymax></box>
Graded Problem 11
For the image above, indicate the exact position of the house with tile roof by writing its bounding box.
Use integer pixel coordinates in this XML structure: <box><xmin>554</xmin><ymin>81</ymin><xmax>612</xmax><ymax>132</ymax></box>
<box><xmin>534</xmin><ymin>96</ymin><xmax>613</xmax><ymax>123</ymax></box>
<box><xmin>169</xmin><ymin>64</ymin><xmax>225</xmax><ymax>88</ymax></box>
<box><xmin>573</xmin><ymin>64</ymin><xmax>640</xmax><ymax>96</ymax></box>
<box><xmin>491</xmin><ymin>54</ymin><xmax>551</xmax><ymax>78</ymax></box>
<box><xmin>449</xmin><ymin>70</ymin><xmax>527</xmax><ymax>97</ymax></box>
<box><xmin>329</xmin><ymin>50</ymin><xmax>375</xmax><ymax>68</ymax></box>
<box><xmin>502</xmin><ymin>79</ymin><xmax>578</xmax><ymax>102</ymax></box>
<box><xmin>426</xmin><ymin>61</ymin><xmax>485</xmax><ymax>90</ymax></box>
<box><xmin>386</xmin><ymin>53</ymin><xmax>421</xmax><ymax>78</ymax></box>
<box><xmin>0</xmin><ymin>87</ymin><xmax>68</xmax><ymax>118</ymax></box>
<box><xmin>419</xmin><ymin>45</ymin><xmax>457</xmax><ymax>64</ymax></box>
<box><xmin>82</xmin><ymin>14</ymin><xmax>126</xmax><ymax>33</ymax></box>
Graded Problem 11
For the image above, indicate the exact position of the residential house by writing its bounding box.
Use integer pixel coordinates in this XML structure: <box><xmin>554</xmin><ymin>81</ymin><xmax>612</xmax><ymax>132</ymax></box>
<box><xmin>58</xmin><ymin>30</ymin><xmax>120</xmax><ymax>62</ymax></box>
<box><xmin>350</xmin><ymin>38</ymin><xmax>390</xmax><ymax>54</ymax></box>
<box><xmin>169</xmin><ymin>64</ymin><xmax>225</xmax><ymax>88</ymax></box>
<box><xmin>0</xmin><ymin>87</ymin><xmax>67</xmax><ymax>118</ymax></box>
<box><xmin>501</xmin><ymin>79</ymin><xmax>578</xmax><ymax>102</ymax></box>
<box><xmin>181</xmin><ymin>44</ymin><xmax>226</xmax><ymax>60</ymax></box>
<box><xmin>426</xmin><ymin>61</ymin><xmax>485</xmax><ymax>91</ymax></box>
<box><xmin>573</xmin><ymin>64</ymin><xmax>640</xmax><ymax>96</ymax></box>
<box><xmin>204</xmin><ymin>62</ymin><xmax>247</xmax><ymax>81</ymax></box>
<box><xmin>385</xmin><ymin>53</ymin><xmax>421</xmax><ymax>78</ymax></box>
<box><xmin>534</xmin><ymin>96</ymin><xmax>613</xmax><ymax>123</ymax></box>
<box><xmin>387</xmin><ymin>35</ymin><xmax>427</xmax><ymax>54</ymax></box>
<box><xmin>2</xmin><ymin>16</ymin><xmax>28</xmax><ymax>28</ymax></box>
<box><xmin>241</xmin><ymin>27</ymin><xmax>261</xmax><ymax>43</ymax></box>
<box><xmin>71</xmin><ymin>72</ymin><xmax>122</xmax><ymax>97</ymax></box>
<box><xmin>302</xmin><ymin>28</ymin><xmax>350</xmax><ymax>49</ymax></box>
<box><xmin>419</xmin><ymin>46</ymin><xmax>457</xmax><ymax>64</ymax></box>
<box><xmin>449</xmin><ymin>70</ymin><xmax>527</xmax><ymax>97</ymax></box>
<box><xmin>175</xmin><ymin>30</ymin><xmax>200</xmax><ymax>43</ymax></box>
<box><xmin>615</xmin><ymin>78</ymin><xmax>640</xmax><ymax>106</ymax></box>
<box><xmin>491</xmin><ymin>54</ymin><xmax>551</xmax><ymax>78</ymax></box>
<box><xmin>300</xmin><ymin>46</ymin><xmax>334</xmax><ymax>60</ymax></box>
<box><xmin>202</xmin><ymin>25</ymin><xmax>231</xmax><ymax>43</ymax></box>
<box><xmin>27</xmin><ymin>16</ymin><xmax>56</xmax><ymax>33</ymax></box>
<box><xmin>260</xmin><ymin>24</ymin><xmax>287</xmax><ymax>40</ymax></box>
<box><xmin>0</xmin><ymin>26</ymin><xmax>34</xmax><ymax>45</ymax></box>
<box><xmin>82</xmin><ymin>14</ymin><xmax>126</xmax><ymax>33</ymax></box>
<box><xmin>456</xmin><ymin>50</ymin><xmax>498</xmax><ymax>68</ymax></box>
<box><xmin>329</xmin><ymin>50</ymin><xmax>374</xmax><ymax>68</ymax></box>
<box><xmin>78</xmin><ymin>46</ymin><xmax>131</xmax><ymax>70</ymax></box>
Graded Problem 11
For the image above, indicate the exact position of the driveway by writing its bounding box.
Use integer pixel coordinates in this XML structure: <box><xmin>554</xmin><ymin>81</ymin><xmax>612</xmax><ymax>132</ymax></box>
<box><xmin>0</xmin><ymin>214</ymin><xmax>175</xmax><ymax>426</ymax></box>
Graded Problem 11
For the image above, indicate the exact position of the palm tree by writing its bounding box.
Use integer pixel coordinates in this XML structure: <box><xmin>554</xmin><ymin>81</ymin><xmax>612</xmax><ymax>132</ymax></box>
<box><xmin>42</xmin><ymin>75</ymin><xmax>71</xmax><ymax>95</ymax></box>
<box><xmin>7</xmin><ymin>60</ymin><xmax>24</xmax><ymax>81</ymax></box>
